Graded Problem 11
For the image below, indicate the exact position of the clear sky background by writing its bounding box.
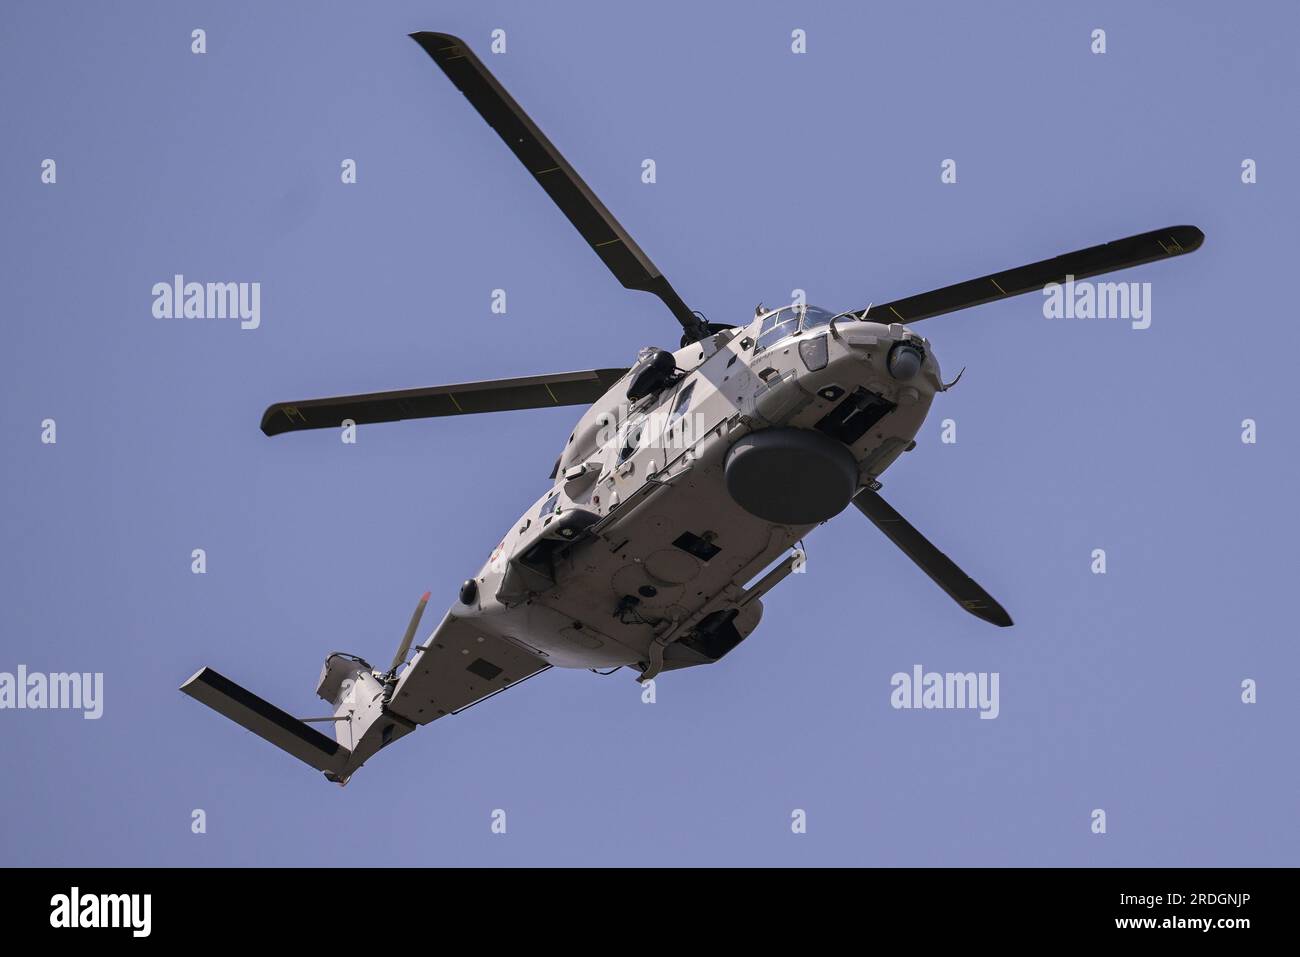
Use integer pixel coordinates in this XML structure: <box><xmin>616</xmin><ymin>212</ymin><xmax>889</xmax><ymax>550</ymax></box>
<box><xmin>2</xmin><ymin>1</ymin><xmax>1296</xmax><ymax>866</ymax></box>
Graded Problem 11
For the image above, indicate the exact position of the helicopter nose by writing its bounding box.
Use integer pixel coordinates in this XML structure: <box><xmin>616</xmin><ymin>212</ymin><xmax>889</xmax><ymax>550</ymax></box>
<box><xmin>834</xmin><ymin>321</ymin><xmax>938</xmax><ymax>388</ymax></box>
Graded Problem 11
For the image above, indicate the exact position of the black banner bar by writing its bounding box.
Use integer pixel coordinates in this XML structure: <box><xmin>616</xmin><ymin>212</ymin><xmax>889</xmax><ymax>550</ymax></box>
<box><xmin>0</xmin><ymin>867</ymin><xmax>1286</xmax><ymax>942</ymax></box>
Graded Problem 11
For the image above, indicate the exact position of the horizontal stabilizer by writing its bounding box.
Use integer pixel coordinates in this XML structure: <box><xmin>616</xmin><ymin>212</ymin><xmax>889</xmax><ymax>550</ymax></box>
<box><xmin>180</xmin><ymin>667</ymin><xmax>349</xmax><ymax>774</ymax></box>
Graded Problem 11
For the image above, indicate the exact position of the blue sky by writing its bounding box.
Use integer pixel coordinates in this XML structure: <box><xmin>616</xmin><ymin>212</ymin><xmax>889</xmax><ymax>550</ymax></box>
<box><xmin>1</xmin><ymin>0</ymin><xmax>1296</xmax><ymax>865</ymax></box>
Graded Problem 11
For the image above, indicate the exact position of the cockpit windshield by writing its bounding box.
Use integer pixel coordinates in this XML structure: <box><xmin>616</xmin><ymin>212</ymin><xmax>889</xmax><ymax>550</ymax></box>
<box><xmin>755</xmin><ymin>305</ymin><xmax>844</xmax><ymax>352</ymax></box>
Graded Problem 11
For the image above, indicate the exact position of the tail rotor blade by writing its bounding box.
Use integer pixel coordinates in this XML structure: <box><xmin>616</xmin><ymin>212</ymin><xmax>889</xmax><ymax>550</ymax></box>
<box><xmin>390</xmin><ymin>592</ymin><xmax>431</xmax><ymax>674</ymax></box>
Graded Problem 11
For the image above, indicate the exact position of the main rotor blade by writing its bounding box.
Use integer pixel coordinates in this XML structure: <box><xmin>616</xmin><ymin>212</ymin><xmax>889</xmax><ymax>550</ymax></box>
<box><xmin>852</xmin><ymin>489</ymin><xmax>1012</xmax><ymax>628</ymax></box>
<box><xmin>410</xmin><ymin>32</ymin><xmax>705</xmax><ymax>340</ymax></box>
<box><xmin>261</xmin><ymin>368</ymin><xmax>626</xmax><ymax>437</ymax></box>
<box><xmin>856</xmin><ymin>225</ymin><xmax>1204</xmax><ymax>324</ymax></box>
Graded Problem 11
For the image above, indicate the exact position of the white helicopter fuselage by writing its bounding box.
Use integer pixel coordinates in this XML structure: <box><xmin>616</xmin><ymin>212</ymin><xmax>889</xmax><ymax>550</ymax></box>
<box><xmin>180</xmin><ymin>30</ymin><xmax>1198</xmax><ymax>785</ymax></box>
<box><xmin>454</xmin><ymin>308</ymin><xmax>945</xmax><ymax>676</ymax></box>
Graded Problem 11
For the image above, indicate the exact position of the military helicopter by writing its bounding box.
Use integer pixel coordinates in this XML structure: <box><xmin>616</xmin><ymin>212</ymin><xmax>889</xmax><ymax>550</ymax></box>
<box><xmin>181</xmin><ymin>32</ymin><xmax>1203</xmax><ymax>784</ymax></box>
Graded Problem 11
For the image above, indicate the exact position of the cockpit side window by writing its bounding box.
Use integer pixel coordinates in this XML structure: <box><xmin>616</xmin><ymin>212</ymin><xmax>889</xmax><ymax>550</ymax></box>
<box><xmin>756</xmin><ymin>307</ymin><xmax>799</xmax><ymax>351</ymax></box>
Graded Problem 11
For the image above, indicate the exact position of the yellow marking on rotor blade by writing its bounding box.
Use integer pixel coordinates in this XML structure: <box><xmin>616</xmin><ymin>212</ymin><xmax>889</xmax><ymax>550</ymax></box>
<box><xmin>889</xmin><ymin>305</ymin><xmax>905</xmax><ymax>321</ymax></box>
<box><xmin>535</xmin><ymin>167</ymin><xmax>561</xmax><ymax>175</ymax></box>
<box><xmin>593</xmin><ymin>238</ymin><xmax>622</xmax><ymax>248</ymax></box>
<box><xmin>544</xmin><ymin>383</ymin><xmax>559</xmax><ymax>404</ymax></box>
<box><xmin>990</xmin><ymin>277</ymin><xmax>1007</xmax><ymax>295</ymax></box>
<box><xmin>448</xmin><ymin>392</ymin><xmax>464</xmax><ymax>413</ymax></box>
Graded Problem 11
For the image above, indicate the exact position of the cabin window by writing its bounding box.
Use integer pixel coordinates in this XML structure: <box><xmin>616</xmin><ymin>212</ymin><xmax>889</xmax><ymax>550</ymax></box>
<box><xmin>668</xmin><ymin>381</ymin><xmax>695</xmax><ymax>427</ymax></box>
<box><xmin>618</xmin><ymin>420</ymin><xmax>645</xmax><ymax>464</ymax></box>
<box><xmin>539</xmin><ymin>490</ymin><xmax>561</xmax><ymax>519</ymax></box>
